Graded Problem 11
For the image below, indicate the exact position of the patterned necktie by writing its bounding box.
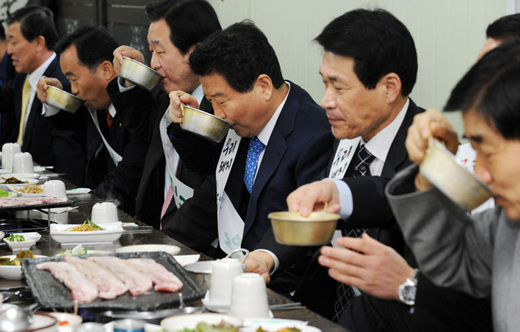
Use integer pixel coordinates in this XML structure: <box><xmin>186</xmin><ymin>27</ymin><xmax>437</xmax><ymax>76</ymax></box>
<box><xmin>354</xmin><ymin>144</ymin><xmax>375</xmax><ymax>177</ymax></box>
<box><xmin>17</xmin><ymin>77</ymin><xmax>31</xmax><ymax>145</ymax></box>
<box><xmin>243</xmin><ymin>137</ymin><xmax>265</xmax><ymax>193</ymax></box>
<box><xmin>333</xmin><ymin>144</ymin><xmax>376</xmax><ymax>322</ymax></box>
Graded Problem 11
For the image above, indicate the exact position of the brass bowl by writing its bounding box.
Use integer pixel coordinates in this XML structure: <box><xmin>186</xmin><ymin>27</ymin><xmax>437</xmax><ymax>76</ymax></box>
<box><xmin>269</xmin><ymin>211</ymin><xmax>341</xmax><ymax>246</ymax></box>
<box><xmin>120</xmin><ymin>56</ymin><xmax>162</xmax><ymax>90</ymax></box>
<box><xmin>180</xmin><ymin>104</ymin><xmax>231</xmax><ymax>143</ymax></box>
<box><xmin>45</xmin><ymin>86</ymin><xmax>84</xmax><ymax>113</ymax></box>
<box><xmin>420</xmin><ymin>138</ymin><xmax>493</xmax><ymax>211</ymax></box>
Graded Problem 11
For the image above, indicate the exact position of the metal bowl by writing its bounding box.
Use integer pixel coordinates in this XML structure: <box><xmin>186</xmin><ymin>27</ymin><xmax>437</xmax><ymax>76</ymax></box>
<box><xmin>120</xmin><ymin>56</ymin><xmax>162</xmax><ymax>90</ymax></box>
<box><xmin>420</xmin><ymin>138</ymin><xmax>493</xmax><ymax>211</ymax></box>
<box><xmin>45</xmin><ymin>86</ymin><xmax>84</xmax><ymax>114</ymax></box>
<box><xmin>180</xmin><ymin>104</ymin><xmax>231</xmax><ymax>143</ymax></box>
<box><xmin>269</xmin><ymin>211</ymin><xmax>341</xmax><ymax>246</ymax></box>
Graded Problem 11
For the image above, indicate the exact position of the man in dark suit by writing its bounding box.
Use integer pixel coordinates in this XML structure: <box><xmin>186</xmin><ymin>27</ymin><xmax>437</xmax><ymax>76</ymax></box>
<box><xmin>245</xmin><ymin>8</ymin><xmax>420</xmax><ymax>302</ymax></box>
<box><xmin>0</xmin><ymin>5</ymin><xmax>85</xmax><ymax>185</ymax></box>
<box><xmin>277</xmin><ymin>9</ymin><xmax>493</xmax><ymax>332</ymax></box>
<box><xmin>38</xmin><ymin>25</ymin><xmax>151</xmax><ymax>214</ymax></box>
<box><xmin>112</xmin><ymin>0</ymin><xmax>222</xmax><ymax>231</ymax></box>
<box><xmin>167</xmin><ymin>21</ymin><xmax>334</xmax><ymax>275</ymax></box>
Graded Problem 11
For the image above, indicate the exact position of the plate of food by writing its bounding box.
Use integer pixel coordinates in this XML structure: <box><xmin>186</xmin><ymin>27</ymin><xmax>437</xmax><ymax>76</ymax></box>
<box><xmin>3</xmin><ymin>232</ymin><xmax>41</xmax><ymax>251</ymax></box>
<box><xmin>242</xmin><ymin>318</ymin><xmax>321</xmax><ymax>332</ymax></box>
<box><xmin>22</xmin><ymin>252</ymin><xmax>204</xmax><ymax>310</ymax></box>
<box><xmin>0</xmin><ymin>250</ymin><xmax>46</xmax><ymax>280</ymax></box>
<box><xmin>55</xmin><ymin>244</ymin><xmax>113</xmax><ymax>256</ymax></box>
<box><xmin>8</xmin><ymin>173</ymin><xmax>40</xmax><ymax>179</ymax></box>
<box><xmin>160</xmin><ymin>313</ymin><xmax>243</xmax><ymax>331</ymax></box>
<box><xmin>0</xmin><ymin>177</ymin><xmax>38</xmax><ymax>190</ymax></box>
<box><xmin>115</xmin><ymin>244</ymin><xmax>181</xmax><ymax>256</ymax></box>
<box><xmin>50</xmin><ymin>221</ymin><xmax>123</xmax><ymax>245</ymax></box>
<box><xmin>6</xmin><ymin>184</ymin><xmax>43</xmax><ymax>196</ymax></box>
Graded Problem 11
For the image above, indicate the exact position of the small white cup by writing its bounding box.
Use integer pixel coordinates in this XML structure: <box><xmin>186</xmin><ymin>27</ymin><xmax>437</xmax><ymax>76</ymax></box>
<box><xmin>2</xmin><ymin>143</ymin><xmax>21</xmax><ymax>169</ymax></box>
<box><xmin>209</xmin><ymin>258</ymin><xmax>243</xmax><ymax>306</ymax></box>
<box><xmin>12</xmin><ymin>152</ymin><xmax>33</xmax><ymax>173</ymax></box>
<box><xmin>230</xmin><ymin>273</ymin><xmax>270</xmax><ymax>318</ymax></box>
<box><xmin>91</xmin><ymin>202</ymin><xmax>118</xmax><ymax>224</ymax></box>
<box><xmin>43</xmin><ymin>180</ymin><xmax>67</xmax><ymax>198</ymax></box>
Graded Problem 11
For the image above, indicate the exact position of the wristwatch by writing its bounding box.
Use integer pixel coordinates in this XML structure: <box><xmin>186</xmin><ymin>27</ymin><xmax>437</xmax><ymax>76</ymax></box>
<box><xmin>398</xmin><ymin>268</ymin><xmax>419</xmax><ymax>305</ymax></box>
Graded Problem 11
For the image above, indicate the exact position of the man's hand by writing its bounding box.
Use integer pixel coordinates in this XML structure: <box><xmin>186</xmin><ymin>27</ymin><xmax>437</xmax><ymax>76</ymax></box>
<box><xmin>286</xmin><ymin>179</ymin><xmax>341</xmax><ymax>217</ymax></box>
<box><xmin>405</xmin><ymin>109</ymin><xmax>459</xmax><ymax>191</ymax></box>
<box><xmin>113</xmin><ymin>46</ymin><xmax>145</xmax><ymax>87</ymax></box>
<box><xmin>243</xmin><ymin>251</ymin><xmax>274</xmax><ymax>283</ymax></box>
<box><xmin>168</xmin><ymin>91</ymin><xmax>199</xmax><ymax>124</ymax></box>
<box><xmin>319</xmin><ymin>233</ymin><xmax>415</xmax><ymax>301</ymax></box>
<box><xmin>36</xmin><ymin>76</ymin><xmax>63</xmax><ymax>103</ymax></box>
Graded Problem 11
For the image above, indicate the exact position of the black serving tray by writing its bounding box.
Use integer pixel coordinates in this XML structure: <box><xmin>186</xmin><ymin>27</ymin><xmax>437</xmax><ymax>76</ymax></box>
<box><xmin>21</xmin><ymin>251</ymin><xmax>204</xmax><ymax>310</ymax></box>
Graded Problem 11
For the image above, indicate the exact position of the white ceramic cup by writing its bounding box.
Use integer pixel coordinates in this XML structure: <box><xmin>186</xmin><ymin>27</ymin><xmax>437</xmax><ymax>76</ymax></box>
<box><xmin>12</xmin><ymin>152</ymin><xmax>33</xmax><ymax>173</ymax></box>
<box><xmin>230</xmin><ymin>273</ymin><xmax>270</xmax><ymax>318</ymax></box>
<box><xmin>209</xmin><ymin>258</ymin><xmax>243</xmax><ymax>306</ymax></box>
<box><xmin>2</xmin><ymin>143</ymin><xmax>21</xmax><ymax>169</ymax></box>
<box><xmin>91</xmin><ymin>202</ymin><xmax>118</xmax><ymax>224</ymax></box>
<box><xmin>42</xmin><ymin>180</ymin><xmax>66</xmax><ymax>198</ymax></box>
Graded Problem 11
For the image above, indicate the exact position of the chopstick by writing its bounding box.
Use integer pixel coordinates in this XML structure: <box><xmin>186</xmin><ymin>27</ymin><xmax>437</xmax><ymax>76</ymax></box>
<box><xmin>269</xmin><ymin>302</ymin><xmax>305</xmax><ymax>310</ymax></box>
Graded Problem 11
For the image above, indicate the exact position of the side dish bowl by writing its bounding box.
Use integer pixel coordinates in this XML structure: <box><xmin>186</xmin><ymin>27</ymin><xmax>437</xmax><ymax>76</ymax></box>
<box><xmin>269</xmin><ymin>211</ymin><xmax>341</xmax><ymax>246</ymax></box>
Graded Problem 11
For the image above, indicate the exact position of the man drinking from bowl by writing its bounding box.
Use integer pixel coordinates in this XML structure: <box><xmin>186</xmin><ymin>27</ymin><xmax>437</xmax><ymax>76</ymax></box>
<box><xmin>111</xmin><ymin>0</ymin><xmax>223</xmax><ymax>233</ymax></box>
<box><xmin>37</xmin><ymin>25</ymin><xmax>152</xmax><ymax>214</ymax></box>
<box><xmin>167</xmin><ymin>20</ymin><xmax>334</xmax><ymax>293</ymax></box>
<box><xmin>386</xmin><ymin>39</ymin><xmax>520</xmax><ymax>332</ymax></box>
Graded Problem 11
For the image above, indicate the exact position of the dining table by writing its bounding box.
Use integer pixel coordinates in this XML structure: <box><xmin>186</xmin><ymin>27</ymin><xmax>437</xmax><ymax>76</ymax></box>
<box><xmin>0</xmin><ymin>172</ymin><xmax>350</xmax><ymax>332</ymax></box>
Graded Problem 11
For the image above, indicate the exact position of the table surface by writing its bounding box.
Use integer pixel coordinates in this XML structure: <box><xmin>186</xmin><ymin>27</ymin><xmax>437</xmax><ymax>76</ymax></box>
<box><xmin>0</xmin><ymin>175</ymin><xmax>350</xmax><ymax>332</ymax></box>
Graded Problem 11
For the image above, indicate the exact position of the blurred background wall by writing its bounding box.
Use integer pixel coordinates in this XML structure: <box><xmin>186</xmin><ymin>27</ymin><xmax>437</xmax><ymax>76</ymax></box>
<box><xmin>52</xmin><ymin>0</ymin><xmax>510</xmax><ymax>132</ymax></box>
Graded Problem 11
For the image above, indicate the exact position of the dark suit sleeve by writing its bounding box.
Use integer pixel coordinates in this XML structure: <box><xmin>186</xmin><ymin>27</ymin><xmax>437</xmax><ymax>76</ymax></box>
<box><xmin>44</xmin><ymin>73</ymin><xmax>87</xmax><ymax>186</ymax></box>
<box><xmin>0</xmin><ymin>75</ymin><xmax>21</xmax><ymax>144</ymax></box>
<box><xmin>341</xmin><ymin>176</ymin><xmax>394</xmax><ymax>229</ymax></box>
<box><xmin>0</xmin><ymin>75</ymin><xmax>17</xmax><ymax>113</ymax></box>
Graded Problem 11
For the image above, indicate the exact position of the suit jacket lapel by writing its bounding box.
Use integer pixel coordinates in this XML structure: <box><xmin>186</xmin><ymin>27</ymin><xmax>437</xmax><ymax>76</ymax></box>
<box><xmin>381</xmin><ymin>99</ymin><xmax>423</xmax><ymax>178</ymax></box>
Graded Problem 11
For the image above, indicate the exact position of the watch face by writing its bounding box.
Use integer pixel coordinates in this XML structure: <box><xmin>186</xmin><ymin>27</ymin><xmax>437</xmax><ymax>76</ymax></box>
<box><xmin>401</xmin><ymin>284</ymin><xmax>416</xmax><ymax>305</ymax></box>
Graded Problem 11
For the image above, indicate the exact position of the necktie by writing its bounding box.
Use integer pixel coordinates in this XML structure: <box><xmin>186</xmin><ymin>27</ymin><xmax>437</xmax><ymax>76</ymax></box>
<box><xmin>107</xmin><ymin>111</ymin><xmax>113</xmax><ymax>127</ymax></box>
<box><xmin>160</xmin><ymin>185</ymin><xmax>174</xmax><ymax>229</ymax></box>
<box><xmin>354</xmin><ymin>144</ymin><xmax>375</xmax><ymax>177</ymax></box>
<box><xmin>332</xmin><ymin>144</ymin><xmax>375</xmax><ymax>322</ymax></box>
<box><xmin>17</xmin><ymin>77</ymin><xmax>31</xmax><ymax>145</ymax></box>
<box><xmin>243</xmin><ymin>137</ymin><xmax>265</xmax><ymax>193</ymax></box>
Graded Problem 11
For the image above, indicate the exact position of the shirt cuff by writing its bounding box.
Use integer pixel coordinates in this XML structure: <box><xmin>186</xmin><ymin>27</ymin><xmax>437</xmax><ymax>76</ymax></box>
<box><xmin>330</xmin><ymin>178</ymin><xmax>354</xmax><ymax>219</ymax></box>
<box><xmin>253</xmin><ymin>249</ymin><xmax>279</xmax><ymax>275</ymax></box>
<box><xmin>41</xmin><ymin>103</ymin><xmax>60</xmax><ymax>117</ymax></box>
<box><xmin>118</xmin><ymin>77</ymin><xmax>135</xmax><ymax>92</ymax></box>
